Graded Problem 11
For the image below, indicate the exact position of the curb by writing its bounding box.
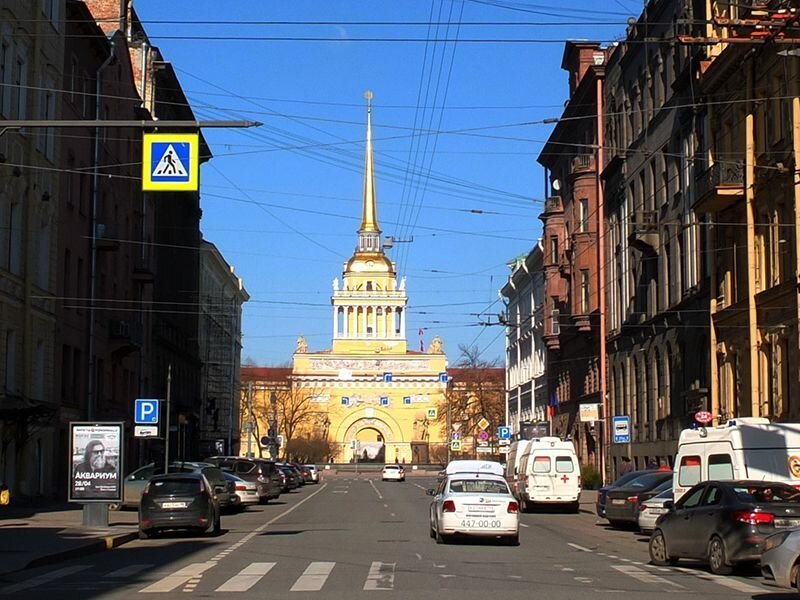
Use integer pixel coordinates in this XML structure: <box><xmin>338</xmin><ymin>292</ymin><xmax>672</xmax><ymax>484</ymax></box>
<box><xmin>23</xmin><ymin>531</ymin><xmax>137</xmax><ymax>571</ymax></box>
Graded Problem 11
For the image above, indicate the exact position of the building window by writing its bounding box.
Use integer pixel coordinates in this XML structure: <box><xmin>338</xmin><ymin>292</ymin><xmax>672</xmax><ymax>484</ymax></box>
<box><xmin>549</xmin><ymin>236</ymin><xmax>558</xmax><ymax>264</ymax></box>
<box><xmin>8</xmin><ymin>199</ymin><xmax>22</xmax><ymax>275</ymax></box>
<box><xmin>551</xmin><ymin>308</ymin><xmax>560</xmax><ymax>335</ymax></box>
<box><xmin>12</xmin><ymin>44</ymin><xmax>28</xmax><ymax>119</ymax></box>
<box><xmin>580</xmin><ymin>269</ymin><xmax>590</xmax><ymax>313</ymax></box>
<box><xmin>5</xmin><ymin>329</ymin><xmax>16</xmax><ymax>393</ymax></box>
<box><xmin>579</xmin><ymin>199</ymin><xmax>589</xmax><ymax>232</ymax></box>
<box><xmin>36</xmin><ymin>220</ymin><xmax>50</xmax><ymax>290</ymax></box>
<box><xmin>0</xmin><ymin>36</ymin><xmax>9</xmax><ymax>117</ymax></box>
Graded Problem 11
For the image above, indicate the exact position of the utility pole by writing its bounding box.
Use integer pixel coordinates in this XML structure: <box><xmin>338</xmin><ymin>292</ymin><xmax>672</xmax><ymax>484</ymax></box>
<box><xmin>446</xmin><ymin>398</ymin><xmax>452</xmax><ymax>464</ymax></box>
<box><xmin>270</xmin><ymin>391</ymin><xmax>278</xmax><ymax>460</ymax></box>
<box><xmin>164</xmin><ymin>364</ymin><xmax>172</xmax><ymax>474</ymax></box>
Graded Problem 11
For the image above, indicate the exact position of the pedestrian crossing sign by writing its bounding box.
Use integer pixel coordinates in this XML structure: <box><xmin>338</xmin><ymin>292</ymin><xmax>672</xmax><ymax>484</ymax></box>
<box><xmin>142</xmin><ymin>133</ymin><xmax>199</xmax><ymax>191</ymax></box>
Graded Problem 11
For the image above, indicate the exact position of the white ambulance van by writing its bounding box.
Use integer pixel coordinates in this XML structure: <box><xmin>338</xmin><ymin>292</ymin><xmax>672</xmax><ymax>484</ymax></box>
<box><xmin>517</xmin><ymin>437</ymin><xmax>581</xmax><ymax>512</ymax></box>
<box><xmin>504</xmin><ymin>439</ymin><xmax>533</xmax><ymax>500</ymax></box>
<box><xmin>674</xmin><ymin>417</ymin><xmax>800</xmax><ymax>501</ymax></box>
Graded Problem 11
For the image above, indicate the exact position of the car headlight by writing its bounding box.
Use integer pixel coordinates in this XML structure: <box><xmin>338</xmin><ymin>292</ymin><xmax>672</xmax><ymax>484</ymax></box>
<box><xmin>764</xmin><ymin>531</ymin><xmax>791</xmax><ymax>552</ymax></box>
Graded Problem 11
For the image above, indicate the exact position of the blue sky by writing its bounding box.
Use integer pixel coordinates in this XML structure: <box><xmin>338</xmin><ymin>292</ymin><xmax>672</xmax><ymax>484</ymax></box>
<box><xmin>134</xmin><ymin>1</ymin><xmax>641</xmax><ymax>366</ymax></box>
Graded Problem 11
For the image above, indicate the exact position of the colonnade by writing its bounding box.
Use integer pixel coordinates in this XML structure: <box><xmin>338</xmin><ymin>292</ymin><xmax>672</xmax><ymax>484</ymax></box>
<box><xmin>333</xmin><ymin>305</ymin><xmax>405</xmax><ymax>339</ymax></box>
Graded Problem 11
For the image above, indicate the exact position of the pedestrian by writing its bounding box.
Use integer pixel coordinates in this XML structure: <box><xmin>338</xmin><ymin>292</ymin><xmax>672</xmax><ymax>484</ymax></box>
<box><xmin>619</xmin><ymin>456</ymin><xmax>633</xmax><ymax>476</ymax></box>
<box><xmin>646</xmin><ymin>458</ymin><xmax>658</xmax><ymax>470</ymax></box>
<box><xmin>658</xmin><ymin>459</ymin><xmax>671</xmax><ymax>471</ymax></box>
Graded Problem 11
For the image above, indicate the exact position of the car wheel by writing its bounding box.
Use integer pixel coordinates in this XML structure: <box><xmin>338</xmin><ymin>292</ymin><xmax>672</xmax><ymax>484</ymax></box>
<box><xmin>213</xmin><ymin>508</ymin><xmax>222</xmax><ymax>535</ymax></box>
<box><xmin>429</xmin><ymin>525</ymin><xmax>436</xmax><ymax>539</ymax></box>
<box><xmin>569</xmin><ymin>501</ymin><xmax>580</xmax><ymax>514</ymax></box>
<box><xmin>505</xmin><ymin>534</ymin><xmax>519</xmax><ymax>546</ymax></box>
<box><xmin>608</xmin><ymin>520</ymin><xmax>627</xmax><ymax>529</ymax></box>
<box><xmin>649</xmin><ymin>529</ymin><xmax>678</xmax><ymax>566</ymax></box>
<box><xmin>708</xmin><ymin>536</ymin><xmax>733</xmax><ymax>575</ymax></box>
<box><xmin>138</xmin><ymin>528</ymin><xmax>150</xmax><ymax>540</ymax></box>
<box><xmin>435</xmin><ymin>530</ymin><xmax>448</xmax><ymax>544</ymax></box>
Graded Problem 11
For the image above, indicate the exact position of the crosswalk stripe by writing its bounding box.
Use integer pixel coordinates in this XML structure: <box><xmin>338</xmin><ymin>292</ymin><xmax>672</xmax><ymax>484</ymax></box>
<box><xmin>611</xmin><ymin>565</ymin><xmax>685</xmax><ymax>589</ymax></box>
<box><xmin>0</xmin><ymin>565</ymin><xmax>92</xmax><ymax>594</ymax></box>
<box><xmin>364</xmin><ymin>561</ymin><xmax>395</xmax><ymax>591</ymax></box>
<box><xmin>290</xmin><ymin>562</ymin><xmax>335</xmax><ymax>592</ymax></box>
<box><xmin>140</xmin><ymin>561</ymin><xmax>216</xmax><ymax>593</ymax></box>
<box><xmin>216</xmin><ymin>562</ymin><xmax>276</xmax><ymax>592</ymax></box>
<box><xmin>673</xmin><ymin>567</ymin><xmax>764</xmax><ymax>593</ymax></box>
<box><xmin>104</xmin><ymin>564</ymin><xmax>153</xmax><ymax>578</ymax></box>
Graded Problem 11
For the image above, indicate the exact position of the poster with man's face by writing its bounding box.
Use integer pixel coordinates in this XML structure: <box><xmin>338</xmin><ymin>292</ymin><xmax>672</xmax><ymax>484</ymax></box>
<box><xmin>69</xmin><ymin>422</ymin><xmax>123</xmax><ymax>502</ymax></box>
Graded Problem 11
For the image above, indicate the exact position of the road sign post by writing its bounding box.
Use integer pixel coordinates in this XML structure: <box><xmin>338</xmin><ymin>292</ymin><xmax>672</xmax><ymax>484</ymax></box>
<box><xmin>613</xmin><ymin>416</ymin><xmax>631</xmax><ymax>444</ymax></box>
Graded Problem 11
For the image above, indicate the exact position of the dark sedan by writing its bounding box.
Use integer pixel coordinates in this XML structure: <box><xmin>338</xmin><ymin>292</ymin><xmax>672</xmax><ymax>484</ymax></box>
<box><xmin>139</xmin><ymin>472</ymin><xmax>222</xmax><ymax>539</ymax></box>
<box><xmin>605</xmin><ymin>473</ymin><xmax>673</xmax><ymax>528</ymax></box>
<box><xmin>278</xmin><ymin>465</ymin><xmax>300</xmax><ymax>491</ymax></box>
<box><xmin>597</xmin><ymin>469</ymin><xmax>656</xmax><ymax>518</ymax></box>
<box><xmin>649</xmin><ymin>480</ymin><xmax>800</xmax><ymax>574</ymax></box>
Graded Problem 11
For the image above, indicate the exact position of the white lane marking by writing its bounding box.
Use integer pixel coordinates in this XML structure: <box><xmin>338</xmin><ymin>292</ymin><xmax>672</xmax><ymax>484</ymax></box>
<box><xmin>608</xmin><ymin>555</ymin><xmax>619</xmax><ymax>559</ymax></box>
<box><xmin>1</xmin><ymin>565</ymin><xmax>92</xmax><ymax>594</ymax></box>
<box><xmin>290</xmin><ymin>562</ymin><xmax>335</xmax><ymax>592</ymax></box>
<box><xmin>369</xmin><ymin>480</ymin><xmax>384</xmax><ymax>500</ymax></box>
<box><xmin>364</xmin><ymin>561</ymin><xmax>395</xmax><ymax>590</ymax></box>
<box><xmin>611</xmin><ymin>565</ymin><xmax>685</xmax><ymax>589</ymax></box>
<box><xmin>440</xmin><ymin>574</ymin><xmax>456</xmax><ymax>579</ymax></box>
<box><xmin>568</xmin><ymin>543</ymin><xmax>593</xmax><ymax>553</ymax></box>
<box><xmin>575</xmin><ymin>577</ymin><xmax>593</xmax><ymax>583</ymax></box>
<box><xmin>104</xmin><ymin>564</ymin><xmax>153</xmax><ymax>578</ymax></box>
<box><xmin>333</xmin><ymin>490</ymin><xmax>349</xmax><ymax>494</ymax></box>
<box><xmin>216</xmin><ymin>562</ymin><xmax>276</xmax><ymax>592</ymax></box>
<box><xmin>520</xmin><ymin>523</ymin><xmax>529</xmax><ymax>528</ymax></box>
<box><xmin>673</xmin><ymin>567</ymin><xmax>764</xmax><ymax>593</ymax></box>
<box><xmin>414</xmin><ymin>553</ymin><xmax>422</xmax><ymax>561</ymax></box>
<box><xmin>140</xmin><ymin>562</ymin><xmax>216</xmax><ymax>593</ymax></box>
<box><xmin>390</xmin><ymin>513</ymin><xmax>396</xmax><ymax>517</ymax></box>
<box><xmin>561</xmin><ymin>567</ymin><xmax>575</xmax><ymax>572</ymax></box>
<box><xmin>383</xmin><ymin>504</ymin><xmax>389</xmax><ymax>508</ymax></box>
<box><xmin>413</xmin><ymin>483</ymin><xmax>427</xmax><ymax>491</ymax></box>
<box><xmin>509</xmin><ymin>575</ymin><xmax>522</xmax><ymax>580</ymax></box>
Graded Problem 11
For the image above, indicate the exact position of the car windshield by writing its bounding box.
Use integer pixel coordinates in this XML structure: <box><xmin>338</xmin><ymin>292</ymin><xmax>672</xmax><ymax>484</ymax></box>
<box><xmin>653</xmin><ymin>488</ymin><xmax>674</xmax><ymax>500</ymax></box>
<box><xmin>611</xmin><ymin>470</ymin><xmax>651</xmax><ymax>488</ymax></box>
<box><xmin>384</xmin><ymin>466</ymin><xmax>400</xmax><ymax>470</ymax></box>
<box><xmin>150</xmin><ymin>479</ymin><xmax>200</xmax><ymax>496</ymax></box>
<box><xmin>732</xmin><ymin>485</ymin><xmax>800</xmax><ymax>503</ymax></box>
<box><xmin>448</xmin><ymin>479</ymin><xmax>509</xmax><ymax>494</ymax></box>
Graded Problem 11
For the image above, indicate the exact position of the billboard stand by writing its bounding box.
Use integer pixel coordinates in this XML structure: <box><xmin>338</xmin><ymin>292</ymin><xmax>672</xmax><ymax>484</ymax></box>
<box><xmin>82</xmin><ymin>502</ymin><xmax>109</xmax><ymax>527</ymax></box>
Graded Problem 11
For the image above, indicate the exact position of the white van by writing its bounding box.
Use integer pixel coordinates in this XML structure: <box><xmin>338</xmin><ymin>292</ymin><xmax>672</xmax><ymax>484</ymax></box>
<box><xmin>674</xmin><ymin>417</ymin><xmax>800</xmax><ymax>501</ymax></box>
<box><xmin>504</xmin><ymin>439</ymin><xmax>533</xmax><ymax>499</ymax></box>
<box><xmin>517</xmin><ymin>437</ymin><xmax>581</xmax><ymax>512</ymax></box>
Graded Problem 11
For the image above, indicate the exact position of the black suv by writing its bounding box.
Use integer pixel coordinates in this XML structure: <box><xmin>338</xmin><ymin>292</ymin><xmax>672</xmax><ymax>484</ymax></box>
<box><xmin>205</xmin><ymin>456</ymin><xmax>282</xmax><ymax>503</ymax></box>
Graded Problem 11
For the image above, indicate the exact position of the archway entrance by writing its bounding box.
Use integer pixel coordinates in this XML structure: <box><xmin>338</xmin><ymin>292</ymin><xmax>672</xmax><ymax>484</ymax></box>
<box><xmin>355</xmin><ymin>427</ymin><xmax>384</xmax><ymax>462</ymax></box>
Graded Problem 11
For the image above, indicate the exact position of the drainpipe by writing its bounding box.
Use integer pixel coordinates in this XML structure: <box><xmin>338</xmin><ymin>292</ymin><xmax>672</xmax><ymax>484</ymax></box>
<box><xmin>87</xmin><ymin>41</ymin><xmax>116</xmax><ymax>420</ymax></box>
<box><xmin>596</xmin><ymin>73</ymin><xmax>608</xmax><ymax>485</ymax></box>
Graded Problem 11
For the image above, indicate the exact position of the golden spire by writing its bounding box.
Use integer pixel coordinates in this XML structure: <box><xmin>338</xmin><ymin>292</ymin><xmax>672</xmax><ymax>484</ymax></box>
<box><xmin>360</xmin><ymin>90</ymin><xmax>380</xmax><ymax>234</ymax></box>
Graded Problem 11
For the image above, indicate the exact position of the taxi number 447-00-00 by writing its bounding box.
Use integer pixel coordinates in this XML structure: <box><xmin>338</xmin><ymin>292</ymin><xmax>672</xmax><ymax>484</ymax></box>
<box><xmin>460</xmin><ymin>519</ymin><xmax>502</xmax><ymax>528</ymax></box>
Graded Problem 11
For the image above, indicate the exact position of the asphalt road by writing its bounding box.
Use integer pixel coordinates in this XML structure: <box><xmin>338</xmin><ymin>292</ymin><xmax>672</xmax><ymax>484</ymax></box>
<box><xmin>0</xmin><ymin>474</ymin><xmax>795</xmax><ymax>599</ymax></box>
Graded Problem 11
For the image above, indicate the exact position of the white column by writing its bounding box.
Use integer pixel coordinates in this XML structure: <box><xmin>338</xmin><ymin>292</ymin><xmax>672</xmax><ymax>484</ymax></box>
<box><xmin>400</xmin><ymin>308</ymin><xmax>406</xmax><ymax>340</ymax></box>
<box><xmin>343</xmin><ymin>306</ymin><xmax>349</xmax><ymax>338</ymax></box>
<box><xmin>387</xmin><ymin>307</ymin><xmax>394</xmax><ymax>338</ymax></box>
<box><xmin>371</xmin><ymin>306</ymin><xmax>376</xmax><ymax>337</ymax></box>
<box><xmin>333</xmin><ymin>306</ymin><xmax>338</xmax><ymax>339</ymax></box>
<box><xmin>361</xmin><ymin>306</ymin><xmax>367</xmax><ymax>338</ymax></box>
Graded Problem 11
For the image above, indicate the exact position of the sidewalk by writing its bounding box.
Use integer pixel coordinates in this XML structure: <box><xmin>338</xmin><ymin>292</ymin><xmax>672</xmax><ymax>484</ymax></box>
<box><xmin>0</xmin><ymin>504</ymin><xmax>138</xmax><ymax>575</ymax></box>
<box><xmin>579</xmin><ymin>489</ymin><xmax>598</xmax><ymax>514</ymax></box>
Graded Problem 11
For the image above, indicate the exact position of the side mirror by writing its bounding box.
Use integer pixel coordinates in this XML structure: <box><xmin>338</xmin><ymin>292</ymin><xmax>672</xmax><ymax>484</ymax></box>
<box><xmin>664</xmin><ymin>500</ymin><xmax>674</xmax><ymax>511</ymax></box>
<box><xmin>426</xmin><ymin>489</ymin><xmax>435</xmax><ymax>496</ymax></box>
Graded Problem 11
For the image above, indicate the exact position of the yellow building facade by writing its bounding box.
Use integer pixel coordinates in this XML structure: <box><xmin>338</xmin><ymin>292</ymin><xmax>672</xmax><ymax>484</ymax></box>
<box><xmin>248</xmin><ymin>95</ymin><xmax>449</xmax><ymax>463</ymax></box>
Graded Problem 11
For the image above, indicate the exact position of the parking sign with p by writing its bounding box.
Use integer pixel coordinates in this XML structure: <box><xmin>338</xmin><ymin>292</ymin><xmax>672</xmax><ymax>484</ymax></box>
<box><xmin>135</xmin><ymin>399</ymin><xmax>160</xmax><ymax>424</ymax></box>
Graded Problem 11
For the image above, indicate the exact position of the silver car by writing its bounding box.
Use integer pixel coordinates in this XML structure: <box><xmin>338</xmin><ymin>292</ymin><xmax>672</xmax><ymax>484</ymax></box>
<box><xmin>638</xmin><ymin>488</ymin><xmax>673</xmax><ymax>534</ymax></box>
<box><xmin>762</xmin><ymin>528</ymin><xmax>800</xmax><ymax>590</ymax></box>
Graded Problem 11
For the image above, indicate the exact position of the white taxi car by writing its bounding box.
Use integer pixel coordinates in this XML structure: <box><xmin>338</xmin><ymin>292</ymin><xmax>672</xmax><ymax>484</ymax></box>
<box><xmin>428</xmin><ymin>460</ymin><xmax>519</xmax><ymax>545</ymax></box>
<box><xmin>382</xmin><ymin>464</ymin><xmax>405</xmax><ymax>482</ymax></box>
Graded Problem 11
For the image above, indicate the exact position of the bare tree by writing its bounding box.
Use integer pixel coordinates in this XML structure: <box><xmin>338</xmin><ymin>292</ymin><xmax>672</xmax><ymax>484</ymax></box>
<box><xmin>436</xmin><ymin>344</ymin><xmax>505</xmax><ymax>455</ymax></box>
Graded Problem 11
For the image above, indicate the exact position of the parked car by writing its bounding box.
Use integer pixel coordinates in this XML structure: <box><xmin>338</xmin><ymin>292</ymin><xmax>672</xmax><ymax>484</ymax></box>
<box><xmin>304</xmin><ymin>464</ymin><xmax>320</xmax><ymax>483</ymax></box>
<box><xmin>138</xmin><ymin>472</ymin><xmax>222</xmax><ymax>539</ymax></box>
<box><xmin>382</xmin><ymin>464</ymin><xmax>405</xmax><ymax>482</ymax></box>
<box><xmin>286</xmin><ymin>464</ymin><xmax>306</xmax><ymax>486</ymax></box>
<box><xmin>290</xmin><ymin>463</ymin><xmax>313</xmax><ymax>484</ymax></box>
<box><xmin>277</xmin><ymin>465</ymin><xmax>300</xmax><ymax>491</ymax></box>
<box><xmin>761</xmin><ymin>528</ymin><xmax>800</xmax><ymax>590</ymax></box>
<box><xmin>114</xmin><ymin>462</ymin><xmax>234</xmax><ymax>510</ymax></box>
<box><xmin>605</xmin><ymin>473</ymin><xmax>673</xmax><ymax>528</ymax></box>
<box><xmin>638</xmin><ymin>488</ymin><xmax>673</xmax><ymax>535</ymax></box>
<box><xmin>596</xmin><ymin>469</ymin><xmax>656</xmax><ymax>518</ymax></box>
<box><xmin>428</xmin><ymin>460</ymin><xmax>518</xmax><ymax>545</ymax></box>
<box><xmin>649</xmin><ymin>480</ymin><xmax>800</xmax><ymax>574</ymax></box>
<box><xmin>223</xmin><ymin>471</ymin><xmax>259</xmax><ymax>507</ymax></box>
<box><xmin>205</xmin><ymin>456</ymin><xmax>282</xmax><ymax>503</ymax></box>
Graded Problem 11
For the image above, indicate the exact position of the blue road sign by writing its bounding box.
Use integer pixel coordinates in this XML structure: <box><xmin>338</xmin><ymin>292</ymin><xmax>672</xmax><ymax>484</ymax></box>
<box><xmin>613</xmin><ymin>416</ymin><xmax>631</xmax><ymax>443</ymax></box>
<box><xmin>135</xmin><ymin>399</ymin><xmax>160</xmax><ymax>424</ymax></box>
<box><xmin>498</xmin><ymin>426</ymin><xmax>511</xmax><ymax>440</ymax></box>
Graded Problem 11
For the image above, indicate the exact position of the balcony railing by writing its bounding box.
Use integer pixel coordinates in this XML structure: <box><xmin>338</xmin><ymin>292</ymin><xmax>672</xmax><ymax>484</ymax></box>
<box><xmin>627</xmin><ymin>210</ymin><xmax>659</xmax><ymax>252</ymax></box>
<box><xmin>571</xmin><ymin>154</ymin><xmax>594</xmax><ymax>174</ymax></box>
<box><xmin>109</xmin><ymin>319</ymin><xmax>143</xmax><ymax>347</ymax></box>
<box><xmin>693</xmin><ymin>162</ymin><xmax>745</xmax><ymax>213</ymax></box>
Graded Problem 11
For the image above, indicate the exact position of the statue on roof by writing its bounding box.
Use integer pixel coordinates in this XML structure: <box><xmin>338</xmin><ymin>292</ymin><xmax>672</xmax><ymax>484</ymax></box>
<box><xmin>295</xmin><ymin>335</ymin><xmax>308</xmax><ymax>354</ymax></box>
<box><xmin>332</xmin><ymin>277</ymin><xmax>339</xmax><ymax>291</ymax></box>
<box><xmin>428</xmin><ymin>336</ymin><xmax>444</xmax><ymax>354</ymax></box>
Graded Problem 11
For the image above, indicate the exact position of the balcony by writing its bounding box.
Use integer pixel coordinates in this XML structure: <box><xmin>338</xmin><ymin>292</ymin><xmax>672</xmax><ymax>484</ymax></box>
<box><xmin>108</xmin><ymin>319</ymin><xmax>143</xmax><ymax>348</ymax></box>
<box><xmin>543</xmin><ymin>310</ymin><xmax>561</xmax><ymax>351</ymax></box>
<box><xmin>571</xmin><ymin>313</ymin><xmax>592</xmax><ymax>332</ymax></box>
<box><xmin>570</xmin><ymin>154</ymin><xmax>594</xmax><ymax>175</ymax></box>
<box><xmin>693</xmin><ymin>162</ymin><xmax>745</xmax><ymax>213</ymax></box>
<box><xmin>627</xmin><ymin>210</ymin><xmax>659</xmax><ymax>252</ymax></box>
<box><xmin>540</xmin><ymin>195</ymin><xmax>563</xmax><ymax>222</ymax></box>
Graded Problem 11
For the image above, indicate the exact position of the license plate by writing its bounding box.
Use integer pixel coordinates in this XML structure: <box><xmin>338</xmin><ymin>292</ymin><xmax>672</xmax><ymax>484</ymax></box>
<box><xmin>611</xmin><ymin>499</ymin><xmax>626</xmax><ymax>505</ymax></box>
<box><xmin>774</xmin><ymin>519</ymin><xmax>800</xmax><ymax>528</ymax></box>
<box><xmin>161</xmin><ymin>501</ymin><xmax>188</xmax><ymax>509</ymax></box>
<box><xmin>467</xmin><ymin>505</ymin><xmax>494</xmax><ymax>513</ymax></box>
<box><xmin>460</xmin><ymin>519</ymin><xmax>503</xmax><ymax>528</ymax></box>
<box><xmin>648</xmin><ymin>508</ymin><xmax>667</xmax><ymax>514</ymax></box>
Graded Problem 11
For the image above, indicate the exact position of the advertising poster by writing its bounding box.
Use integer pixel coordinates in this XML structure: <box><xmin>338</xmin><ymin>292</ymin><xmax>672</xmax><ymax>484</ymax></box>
<box><xmin>68</xmin><ymin>422</ymin><xmax>123</xmax><ymax>502</ymax></box>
